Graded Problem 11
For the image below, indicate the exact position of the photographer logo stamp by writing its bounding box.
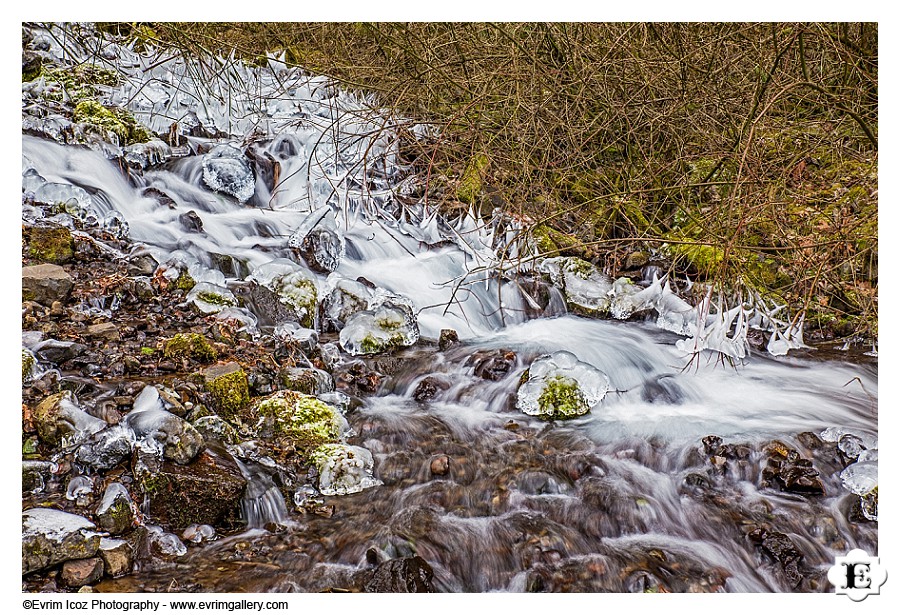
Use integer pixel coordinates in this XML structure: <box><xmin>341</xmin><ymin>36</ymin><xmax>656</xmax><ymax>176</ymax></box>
<box><xmin>827</xmin><ymin>549</ymin><xmax>887</xmax><ymax>601</ymax></box>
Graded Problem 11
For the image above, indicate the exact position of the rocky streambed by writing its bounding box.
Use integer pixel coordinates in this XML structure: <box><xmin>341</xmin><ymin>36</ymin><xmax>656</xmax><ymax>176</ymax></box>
<box><xmin>21</xmin><ymin>23</ymin><xmax>877</xmax><ymax>594</ymax></box>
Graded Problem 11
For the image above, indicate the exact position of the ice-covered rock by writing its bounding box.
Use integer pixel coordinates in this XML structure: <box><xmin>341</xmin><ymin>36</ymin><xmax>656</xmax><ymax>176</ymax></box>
<box><xmin>75</xmin><ymin>424</ymin><xmax>134</xmax><ymax>471</ymax></box>
<box><xmin>186</xmin><ymin>281</ymin><xmax>238</xmax><ymax>315</ymax></box>
<box><xmin>250</xmin><ymin>260</ymin><xmax>318</xmax><ymax>328</ymax></box>
<box><xmin>310</xmin><ymin>443</ymin><xmax>383</xmax><ymax>496</ymax></box>
<box><xmin>32</xmin><ymin>391</ymin><xmax>106</xmax><ymax>447</ymax></box>
<box><xmin>538</xmin><ymin>257</ymin><xmax>613</xmax><ymax>315</ymax></box>
<box><xmin>321</xmin><ymin>275</ymin><xmax>375</xmax><ymax>332</ymax></box>
<box><xmin>146</xmin><ymin>525</ymin><xmax>187</xmax><ymax>557</ymax></box>
<box><xmin>288</xmin><ymin>206</ymin><xmax>345</xmax><ymax>273</ymax></box>
<box><xmin>201</xmin><ymin>144</ymin><xmax>255</xmax><ymax>202</ymax></box>
<box><xmin>95</xmin><ymin>482</ymin><xmax>136</xmax><ymax>535</ymax></box>
<box><xmin>123</xmin><ymin>396</ymin><xmax>205</xmax><ymax>465</ymax></box>
<box><xmin>840</xmin><ymin>461</ymin><xmax>877</xmax><ymax>497</ymax></box>
<box><xmin>22</xmin><ymin>508</ymin><xmax>100</xmax><ymax>574</ymax></box>
<box><xmin>32</xmin><ymin>182</ymin><xmax>95</xmax><ymax>220</ymax></box>
<box><xmin>516</xmin><ymin>351</ymin><xmax>610</xmax><ymax>420</ymax></box>
<box><xmin>339</xmin><ymin>299</ymin><xmax>420</xmax><ymax>355</ymax></box>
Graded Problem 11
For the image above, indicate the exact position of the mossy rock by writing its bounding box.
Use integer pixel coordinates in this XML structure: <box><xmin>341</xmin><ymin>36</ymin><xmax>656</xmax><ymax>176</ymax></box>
<box><xmin>202</xmin><ymin>362</ymin><xmax>250</xmax><ymax>421</ymax></box>
<box><xmin>255</xmin><ymin>391</ymin><xmax>344</xmax><ymax>461</ymax></box>
<box><xmin>163</xmin><ymin>333</ymin><xmax>218</xmax><ymax>363</ymax></box>
<box><xmin>27</xmin><ymin>226</ymin><xmax>75</xmax><ymax>264</ymax></box>
<box><xmin>73</xmin><ymin>99</ymin><xmax>152</xmax><ymax>146</ymax></box>
<box><xmin>536</xmin><ymin>375</ymin><xmax>590</xmax><ymax>420</ymax></box>
<box><xmin>22</xmin><ymin>349</ymin><xmax>36</xmax><ymax>383</ymax></box>
<box><xmin>174</xmin><ymin>270</ymin><xmax>196</xmax><ymax>291</ymax></box>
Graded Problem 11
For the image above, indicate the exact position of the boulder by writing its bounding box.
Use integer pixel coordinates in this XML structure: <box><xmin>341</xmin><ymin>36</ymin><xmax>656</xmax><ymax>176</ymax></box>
<box><xmin>321</xmin><ymin>277</ymin><xmax>373</xmax><ymax>332</ymax></box>
<box><xmin>281</xmin><ymin>366</ymin><xmax>333</xmax><ymax>395</ymax></box>
<box><xmin>22</xmin><ymin>263</ymin><xmax>74</xmax><ymax>306</ymax></box>
<box><xmin>94</xmin><ymin>482</ymin><xmax>136</xmax><ymax>535</ymax></box>
<box><xmin>123</xmin><ymin>407</ymin><xmax>204</xmax><ymax>465</ymax></box>
<box><xmin>22</xmin><ymin>508</ymin><xmax>100</xmax><ymax>574</ymax></box>
<box><xmin>339</xmin><ymin>301</ymin><xmax>419</xmax><ymax>356</ymax></box>
<box><xmin>295</xmin><ymin>227</ymin><xmax>343</xmax><ymax>273</ymax></box>
<box><xmin>75</xmin><ymin>425</ymin><xmax>133</xmax><ymax>471</ymax></box>
<box><xmin>85</xmin><ymin>322</ymin><xmax>120</xmax><ymax>341</ymax></box>
<box><xmin>98</xmin><ymin>538</ymin><xmax>133</xmax><ymax>578</ymax></box>
<box><xmin>201</xmin><ymin>144</ymin><xmax>255</xmax><ymax>202</ymax></box>
<box><xmin>32</xmin><ymin>339</ymin><xmax>88</xmax><ymax>364</ymax></box>
<box><xmin>255</xmin><ymin>390</ymin><xmax>346</xmax><ymax>460</ymax></box>
<box><xmin>132</xmin><ymin>448</ymin><xmax>247</xmax><ymax>530</ymax></box>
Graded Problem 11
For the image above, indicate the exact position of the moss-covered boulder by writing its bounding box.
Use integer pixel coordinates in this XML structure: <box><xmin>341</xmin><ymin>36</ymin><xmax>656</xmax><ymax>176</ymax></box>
<box><xmin>163</xmin><ymin>333</ymin><xmax>218</xmax><ymax>363</ymax></box>
<box><xmin>26</xmin><ymin>225</ymin><xmax>74</xmax><ymax>264</ymax></box>
<box><xmin>131</xmin><ymin>449</ymin><xmax>247</xmax><ymax>531</ymax></box>
<box><xmin>94</xmin><ymin>483</ymin><xmax>136</xmax><ymax>536</ymax></box>
<box><xmin>255</xmin><ymin>390</ymin><xmax>345</xmax><ymax>461</ymax></box>
<box><xmin>73</xmin><ymin>99</ymin><xmax>151</xmax><ymax>146</ymax></box>
<box><xmin>22</xmin><ymin>508</ymin><xmax>100</xmax><ymax>574</ymax></box>
<box><xmin>202</xmin><ymin>362</ymin><xmax>250</xmax><ymax>421</ymax></box>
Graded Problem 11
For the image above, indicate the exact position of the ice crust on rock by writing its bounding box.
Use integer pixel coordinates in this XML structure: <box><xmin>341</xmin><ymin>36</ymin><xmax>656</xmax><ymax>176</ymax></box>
<box><xmin>201</xmin><ymin>144</ymin><xmax>256</xmax><ymax>203</ymax></box>
<box><xmin>186</xmin><ymin>282</ymin><xmax>238</xmax><ymax>315</ymax></box>
<box><xmin>311</xmin><ymin>443</ymin><xmax>382</xmax><ymax>496</ymax></box>
<box><xmin>516</xmin><ymin>351</ymin><xmax>610</xmax><ymax>420</ymax></box>
<box><xmin>339</xmin><ymin>300</ymin><xmax>420</xmax><ymax>356</ymax></box>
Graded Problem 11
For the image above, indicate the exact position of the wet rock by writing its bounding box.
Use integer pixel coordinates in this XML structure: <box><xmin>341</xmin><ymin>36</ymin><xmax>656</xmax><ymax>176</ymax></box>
<box><xmin>94</xmin><ymin>483</ymin><xmax>136</xmax><ymax>535</ymax></box>
<box><xmin>761</xmin><ymin>445</ymin><xmax>825</xmax><ymax>495</ymax></box>
<box><xmin>516</xmin><ymin>351</ymin><xmax>610</xmax><ymax>420</ymax></box>
<box><xmin>430</xmin><ymin>455</ymin><xmax>450</xmax><ymax>477</ymax></box>
<box><xmin>22</xmin><ymin>508</ymin><xmax>100</xmax><ymax>574</ymax></box>
<box><xmin>22</xmin><ymin>263</ymin><xmax>74</xmax><ymax>306</ymax></box>
<box><xmin>281</xmin><ymin>366</ymin><xmax>334</xmax><ymax>395</ymax></box>
<box><xmin>470</xmin><ymin>349</ymin><xmax>517</xmax><ymax>381</ymax></box>
<box><xmin>747</xmin><ymin>527</ymin><xmax>804</xmax><ymax>588</ymax></box>
<box><xmin>413</xmin><ymin>375</ymin><xmax>451</xmax><ymax>402</ymax></box>
<box><xmin>86</xmin><ymin>322</ymin><xmax>120</xmax><ymax>341</ymax></box>
<box><xmin>33</xmin><ymin>339</ymin><xmax>88</xmax><ymax>364</ymax></box>
<box><xmin>191</xmin><ymin>415</ymin><xmax>240</xmax><ymax>445</ymax></box>
<box><xmin>33</xmin><ymin>391</ymin><xmax>106</xmax><ymax>447</ymax></box>
<box><xmin>295</xmin><ymin>227</ymin><xmax>343</xmax><ymax>274</ymax></box>
<box><xmin>123</xmin><ymin>406</ymin><xmax>204</xmax><ymax>465</ymax></box>
<box><xmin>98</xmin><ymin>538</ymin><xmax>133</xmax><ymax>578</ymax></box>
<box><xmin>202</xmin><ymin>362</ymin><xmax>250</xmax><ymax>421</ymax></box>
<box><xmin>235</xmin><ymin>282</ymin><xmax>298</xmax><ymax>328</ymax></box>
<box><xmin>364</xmin><ymin>556</ymin><xmax>435</xmax><ymax>593</ymax></box>
<box><xmin>60</xmin><ymin>557</ymin><xmax>104</xmax><ymax>588</ymax></box>
<box><xmin>438</xmin><ymin>328</ymin><xmax>459</xmax><ymax>351</ymax></box>
<box><xmin>201</xmin><ymin>144</ymin><xmax>255</xmax><ymax>202</ymax></box>
<box><xmin>163</xmin><ymin>332</ymin><xmax>218</xmax><ymax>363</ymax></box>
<box><xmin>334</xmin><ymin>360</ymin><xmax>382</xmax><ymax>395</ymax></box>
<box><xmin>75</xmin><ymin>426</ymin><xmax>133</xmax><ymax>471</ymax></box>
<box><xmin>127</xmin><ymin>251</ymin><xmax>159</xmax><ymax>276</ymax></box>
<box><xmin>311</xmin><ymin>443</ymin><xmax>382</xmax><ymax>496</ymax></box>
<box><xmin>273</xmin><ymin>323</ymin><xmax>319</xmax><ymax>353</ymax></box>
<box><xmin>132</xmin><ymin>448</ymin><xmax>247</xmax><ymax>530</ymax></box>
<box><xmin>250</xmin><ymin>260</ymin><xmax>319</xmax><ymax>329</ymax></box>
<box><xmin>339</xmin><ymin>301</ymin><xmax>420</xmax><ymax>356</ymax></box>
<box><xmin>178</xmin><ymin>210</ymin><xmax>204</xmax><ymax>233</ymax></box>
<box><xmin>26</xmin><ymin>225</ymin><xmax>74</xmax><ymax>264</ymax></box>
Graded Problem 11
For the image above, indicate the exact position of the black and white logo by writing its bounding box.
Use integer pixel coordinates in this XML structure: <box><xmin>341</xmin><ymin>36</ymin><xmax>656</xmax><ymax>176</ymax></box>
<box><xmin>827</xmin><ymin>549</ymin><xmax>887</xmax><ymax>601</ymax></box>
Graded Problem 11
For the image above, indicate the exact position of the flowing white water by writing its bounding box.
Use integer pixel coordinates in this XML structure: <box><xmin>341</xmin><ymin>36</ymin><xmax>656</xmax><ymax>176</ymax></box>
<box><xmin>23</xmin><ymin>25</ymin><xmax>877</xmax><ymax>593</ymax></box>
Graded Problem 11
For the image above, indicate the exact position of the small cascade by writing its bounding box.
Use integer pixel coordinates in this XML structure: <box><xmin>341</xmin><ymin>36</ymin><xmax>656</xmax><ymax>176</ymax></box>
<box><xmin>235</xmin><ymin>459</ymin><xmax>289</xmax><ymax>529</ymax></box>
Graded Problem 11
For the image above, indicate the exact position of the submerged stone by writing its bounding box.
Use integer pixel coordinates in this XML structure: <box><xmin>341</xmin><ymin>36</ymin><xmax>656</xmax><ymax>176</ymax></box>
<box><xmin>201</xmin><ymin>144</ymin><xmax>255</xmax><ymax>203</ymax></box>
<box><xmin>22</xmin><ymin>508</ymin><xmax>100</xmax><ymax>574</ymax></box>
<box><xmin>364</xmin><ymin>556</ymin><xmax>435</xmax><ymax>593</ymax></box>
<box><xmin>310</xmin><ymin>443</ymin><xmax>383</xmax><ymax>496</ymax></box>
<box><xmin>516</xmin><ymin>351</ymin><xmax>610</xmax><ymax>420</ymax></box>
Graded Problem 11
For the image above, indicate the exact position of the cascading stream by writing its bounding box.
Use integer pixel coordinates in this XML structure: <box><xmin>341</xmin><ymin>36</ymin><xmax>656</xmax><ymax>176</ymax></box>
<box><xmin>23</xmin><ymin>24</ymin><xmax>876</xmax><ymax>593</ymax></box>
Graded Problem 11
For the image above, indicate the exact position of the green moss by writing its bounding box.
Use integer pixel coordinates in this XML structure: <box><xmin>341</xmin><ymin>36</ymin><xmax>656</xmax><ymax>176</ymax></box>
<box><xmin>73</xmin><ymin>99</ymin><xmax>152</xmax><ymax>146</ymax></box>
<box><xmin>359</xmin><ymin>334</ymin><xmax>383</xmax><ymax>354</ymax></box>
<box><xmin>666</xmin><ymin>241</ymin><xmax>724</xmax><ymax>277</ymax></box>
<box><xmin>536</xmin><ymin>375</ymin><xmax>589</xmax><ymax>420</ymax></box>
<box><xmin>277</xmin><ymin>277</ymin><xmax>318</xmax><ymax>329</ymax></box>
<box><xmin>197</xmin><ymin>291</ymin><xmax>236</xmax><ymax>307</ymax></box>
<box><xmin>457</xmin><ymin>153</ymin><xmax>490</xmax><ymax>204</ymax></box>
<box><xmin>174</xmin><ymin>270</ymin><xmax>196</xmax><ymax>291</ymax></box>
<box><xmin>27</xmin><ymin>226</ymin><xmax>75</xmax><ymax>264</ymax></box>
<box><xmin>140</xmin><ymin>346</ymin><xmax>156</xmax><ymax>356</ymax></box>
<box><xmin>163</xmin><ymin>333</ymin><xmax>218</xmax><ymax>363</ymax></box>
<box><xmin>204</xmin><ymin>366</ymin><xmax>250</xmax><ymax>420</ymax></box>
<box><xmin>560</xmin><ymin>256</ymin><xmax>596</xmax><ymax>280</ymax></box>
<box><xmin>256</xmin><ymin>391</ymin><xmax>342</xmax><ymax>460</ymax></box>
